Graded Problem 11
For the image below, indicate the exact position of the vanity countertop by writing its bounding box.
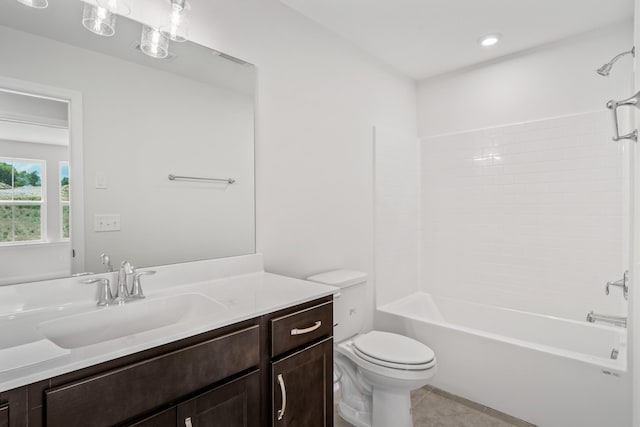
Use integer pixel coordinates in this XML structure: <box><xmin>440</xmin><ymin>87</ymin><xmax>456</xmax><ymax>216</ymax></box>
<box><xmin>0</xmin><ymin>258</ymin><xmax>338</xmax><ymax>392</ymax></box>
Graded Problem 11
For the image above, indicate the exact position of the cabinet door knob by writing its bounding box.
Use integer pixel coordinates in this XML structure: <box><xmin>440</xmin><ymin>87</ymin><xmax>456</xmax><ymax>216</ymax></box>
<box><xmin>277</xmin><ymin>373</ymin><xmax>287</xmax><ymax>421</ymax></box>
<box><xmin>290</xmin><ymin>321</ymin><xmax>322</xmax><ymax>336</ymax></box>
<box><xmin>185</xmin><ymin>417</ymin><xmax>193</xmax><ymax>427</ymax></box>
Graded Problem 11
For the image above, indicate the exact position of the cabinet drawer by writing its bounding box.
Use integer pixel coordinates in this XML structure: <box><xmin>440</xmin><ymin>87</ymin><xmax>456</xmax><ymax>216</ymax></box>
<box><xmin>271</xmin><ymin>301</ymin><xmax>332</xmax><ymax>358</ymax></box>
<box><xmin>45</xmin><ymin>325</ymin><xmax>260</xmax><ymax>427</ymax></box>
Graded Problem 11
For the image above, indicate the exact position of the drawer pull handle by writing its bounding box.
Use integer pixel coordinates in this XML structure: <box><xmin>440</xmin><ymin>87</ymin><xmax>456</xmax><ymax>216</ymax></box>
<box><xmin>290</xmin><ymin>321</ymin><xmax>322</xmax><ymax>336</ymax></box>
<box><xmin>185</xmin><ymin>417</ymin><xmax>193</xmax><ymax>427</ymax></box>
<box><xmin>277</xmin><ymin>373</ymin><xmax>287</xmax><ymax>421</ymax></box>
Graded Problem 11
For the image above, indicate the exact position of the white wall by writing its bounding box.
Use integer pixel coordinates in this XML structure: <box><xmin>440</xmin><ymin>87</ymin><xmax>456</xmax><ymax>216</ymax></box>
<box><xmin>418</xmin><ymin>23</ymin><xmax>633</xmax><ymax>137</ymax></box>
<box><xmin>417</xmin><ymin>23</ymin><xmax>633</xmax><ymax>321</ymax></box>
<box><xmin>374</xmin><ymin>127</ymin><xmax>421</xmax><ymax>307</ymax></box>
<box><xmin>111</xmin><ymin>0</ymin><xmax>418</xmax><ymax>330</ymax></box>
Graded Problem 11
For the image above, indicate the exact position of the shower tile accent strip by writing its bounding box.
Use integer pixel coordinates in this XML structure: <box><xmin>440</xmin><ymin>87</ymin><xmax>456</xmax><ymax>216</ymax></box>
<box><xmin>421</xmin><ymin>111</ymin><xmax>626</xmax><ymax>320</ymax></box>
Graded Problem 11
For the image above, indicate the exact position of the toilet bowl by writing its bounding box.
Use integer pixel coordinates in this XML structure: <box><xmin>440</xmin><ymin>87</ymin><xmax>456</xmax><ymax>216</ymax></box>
<box><xmin>335</xmin><ymin>331</ymin><xmax>436</xmax><ymax>427</ymax></box>
<box><xmin>306</xmin><ymin>270</ymin><xmax>437</xmax><ymax>427</ymax></box>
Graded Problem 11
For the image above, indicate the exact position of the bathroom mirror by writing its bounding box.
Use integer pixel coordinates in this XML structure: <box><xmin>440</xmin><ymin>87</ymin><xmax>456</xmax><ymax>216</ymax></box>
<box><xmin>0</xmin><ymin>1</ymin><xmax>256</xmax><ymax>285</ymax></box>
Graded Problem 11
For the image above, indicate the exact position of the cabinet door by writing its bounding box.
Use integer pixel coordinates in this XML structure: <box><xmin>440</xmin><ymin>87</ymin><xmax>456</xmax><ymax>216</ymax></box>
<box><xmin>176</xmin><ymin>370</ymin><xmax>260</xmax><ymax>427</ymax></box>
<box><xmin>271</xmin><ymin>337</ymin><xmax>333</xmax><ymax>427</ymax></box>
<box><xmin>0</xmin><ymin>403</ymin><xmax>7</xmax><ymax>427</ymax></box>
<box><xmin>128</xmin><ymin>407</ymin><xmax>176</xmax><ymax>427</ymax></box>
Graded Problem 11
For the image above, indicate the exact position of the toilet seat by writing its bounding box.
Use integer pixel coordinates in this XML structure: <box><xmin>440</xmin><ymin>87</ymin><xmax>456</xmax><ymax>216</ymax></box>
<box><xmin>352</xmin><ymin>331</ymin><xmax>435</xmax><ymax>371</ymax></box>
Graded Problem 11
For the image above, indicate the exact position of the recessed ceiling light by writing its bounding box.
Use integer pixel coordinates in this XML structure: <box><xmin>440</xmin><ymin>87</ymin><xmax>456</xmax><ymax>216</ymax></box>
<box><xmin>478</xmin><ymin>33</ymin><xmax>502</xmax><ymax>47</ymax></box>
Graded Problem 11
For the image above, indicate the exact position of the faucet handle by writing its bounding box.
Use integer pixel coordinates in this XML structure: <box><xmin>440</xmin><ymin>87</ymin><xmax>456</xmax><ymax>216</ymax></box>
<box><xmin>130</xmin><ymin>269</ymin><xmax>156</xmax><ymax>299</ymax></box>
<box><xmin>605</xmin><ymin>270</ymin><xmax>629</xmax><ymax>300</ymax></box>
<box><xmin>82</xmin><ymin>278</ymin><xmax>113</xmax><ymax>307</ymax></box>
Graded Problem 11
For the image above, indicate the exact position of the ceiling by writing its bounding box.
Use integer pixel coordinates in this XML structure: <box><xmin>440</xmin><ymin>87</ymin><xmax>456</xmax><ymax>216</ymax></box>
<box><xmin>279</xmin><ymin>0</ymin><xmax>634</xmax><ymax>80</ymax></box>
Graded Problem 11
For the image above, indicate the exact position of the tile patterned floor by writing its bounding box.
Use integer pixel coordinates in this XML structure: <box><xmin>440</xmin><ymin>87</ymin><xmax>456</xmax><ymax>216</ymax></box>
<box><xmin>334</xmin><ymin>385</ymin><xmax>536</xmax><ymax>427</ymax></box>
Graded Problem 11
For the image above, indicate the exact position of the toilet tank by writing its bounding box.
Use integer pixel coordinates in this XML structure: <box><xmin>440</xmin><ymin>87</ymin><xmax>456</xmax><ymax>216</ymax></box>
<box><xmin>306</xmin><ymin>270</ymin><xmax>367</xmax><ymax>342</ymax></box>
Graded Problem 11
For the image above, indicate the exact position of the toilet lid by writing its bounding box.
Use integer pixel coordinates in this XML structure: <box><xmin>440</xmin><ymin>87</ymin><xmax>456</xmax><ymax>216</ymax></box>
<box><xmin>353</xmin><ymin>331</ymin><xmax>435</xmax><ymax>366</ymax></box>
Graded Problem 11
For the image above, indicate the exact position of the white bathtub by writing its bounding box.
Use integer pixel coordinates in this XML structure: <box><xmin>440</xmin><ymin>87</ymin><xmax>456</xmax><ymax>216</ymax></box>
<box><xmin>377</xmin><ymin>292</ymin><xmax>630</xmax><ymax>427</ymax></box>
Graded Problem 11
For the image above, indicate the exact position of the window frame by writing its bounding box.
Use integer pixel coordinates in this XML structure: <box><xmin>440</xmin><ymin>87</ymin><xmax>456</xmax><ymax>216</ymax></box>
<box><xmin>59</xmin><ymin>161</ymin><xmax>70</xmax><ymax>240</ymax></box>
<box><xmin>0</xmin><ymin>156</ymin><xmax>46</xmax><ymax>245</ymax></box>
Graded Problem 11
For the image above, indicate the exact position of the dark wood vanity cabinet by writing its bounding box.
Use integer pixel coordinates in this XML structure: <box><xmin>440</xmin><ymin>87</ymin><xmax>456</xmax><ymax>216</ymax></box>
<box><xmin>176</xmin><ymin>370</ymin><xmax>260</xmax><ymax>427</ymax></box>
<box><xmin>0</xmin><ymin>403</ymin><xmax>8</xmax><ymax>427</ymax></box>
<box><xmin>271</xmin><ymin>339</ymin><xmax>333</xmax><ymax>427</ymax></box>
<box><xmin>0</xmin><ymin>296</ymin><xmax>333</xmax><ymax>427</ymax></box>
<box><xmin>268</xmin><ymin>300</ymin><xmax>333</xmax><ymax>427</ymax></box>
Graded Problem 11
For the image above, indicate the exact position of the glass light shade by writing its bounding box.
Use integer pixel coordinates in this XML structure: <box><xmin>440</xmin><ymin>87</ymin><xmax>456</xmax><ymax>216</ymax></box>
<box><xmin>82</xmin><ymin>4</ymin><xmax>116</xmax><ymax>37</ymax></box>
<box><xmin>141</xmin><ymin>26</ymin><xmax>169</xmax><ymax>59</ymax></box>
<box><xmin>160</xmin><ymin>10</ymin><xmax>189</xmax><ymax>42</ymax></box>
<box><xmin>15</xmin><ymin>0</ymin><xmax>48</xmax><ymax>8</ymax></box>
<box><xmin>96</xmin><ymin>0</ymin><xmax>131</xmax><ymax>16</ymax></box>
<box><xmin>170</xmin><ymin>0</ymin><xmax>187</xmax><ymax>12</ymax></box>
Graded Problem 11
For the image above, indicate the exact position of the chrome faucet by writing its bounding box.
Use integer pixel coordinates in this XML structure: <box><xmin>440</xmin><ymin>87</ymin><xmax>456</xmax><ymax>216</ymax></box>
<box><xmin>100</xmin><ymin>253</ymin><xmax>114</xmax><ymax>272</ymax></box>
<box><xmin>605</xmin><ymin>270</ymin><xmax>629</xmax><ymax>300</ymax></box>
<box><xmin>586</xmin><ymin>311</ymin><xmax>627</xmax><ymax>328</ymax></box>
<box><xmin>114</xmin><ymin>261</ymin><xmax>134</xmax><ymax>304</ymax></box>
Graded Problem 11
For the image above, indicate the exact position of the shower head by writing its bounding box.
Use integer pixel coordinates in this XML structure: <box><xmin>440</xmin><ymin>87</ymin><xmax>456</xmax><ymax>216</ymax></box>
<box><xmin>596</xmin><ymin>63</ymin><xmax>614</xmax><ymax>77</ymax></box>
<box><xmin>597</xmin><ymin>46</ymin><xmax>635</xmax><ymax>77</ymax></box>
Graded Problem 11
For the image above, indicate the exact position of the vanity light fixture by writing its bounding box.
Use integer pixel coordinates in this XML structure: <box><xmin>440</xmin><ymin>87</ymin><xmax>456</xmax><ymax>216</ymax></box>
<box><xmin>82</xmin><ymin>3</ymin><xmax>116</xmax><ymax>37</ymax></box>
<box><xmin>141</xmin><ymin>25</ymin><xmax>169</xmax><ymax>59</ymax></box>
<box><xmin>161</xmin><ymin>0</ymin><xmax>190</xmax><ymax>42</ymax></box>
<box><xmin>170</xmin><ymin>0</ymin><xmax>187</xmax><ymax>12</ymax></box>
<box><xmin>478</xmin><ymin>33</ymin><xmax>502</xmax><ymax>47</ymax></box>
<box><xmin>15</xmin><ymin>0</ymin><xmax>48</xmax><ymax>9</ymax></box>
<box><xmin>96</xmin><ymin>0</ymin><xmax>131</xmax><ymax>16</ymax></box>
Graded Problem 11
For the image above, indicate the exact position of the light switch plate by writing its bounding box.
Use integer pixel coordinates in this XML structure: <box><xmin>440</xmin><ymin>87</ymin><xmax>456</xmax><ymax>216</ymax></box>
<box><xmin>94</xmin><ymin>214</ymin><xmax>120</xmax><ymax>232</ymax></box>
<box><xmin>95</xmin><ymin>172</ymin><xmax>107</xmax><ymax>189</ymax></box>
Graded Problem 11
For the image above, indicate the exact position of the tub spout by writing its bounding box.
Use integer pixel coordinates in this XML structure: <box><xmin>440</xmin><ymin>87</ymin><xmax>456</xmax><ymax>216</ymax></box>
<box><xmin>586</xmin><ymin>311</ymin><xmax>627</xmax><ymax>328</ymax></box>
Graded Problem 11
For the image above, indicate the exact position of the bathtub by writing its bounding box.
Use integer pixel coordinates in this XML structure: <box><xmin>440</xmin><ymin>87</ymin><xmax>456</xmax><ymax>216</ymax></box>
<box><xmin>377</xmin><ymin>292</ymin><xmax>630</xmax><ymax>427</ymax></box>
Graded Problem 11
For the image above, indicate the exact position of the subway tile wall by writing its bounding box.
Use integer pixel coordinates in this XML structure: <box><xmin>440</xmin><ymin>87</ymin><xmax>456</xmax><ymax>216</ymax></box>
<box><xmin>421</xmin><ymin>111</ymin><xmax>627</xmax><ymax>320</ymax></box>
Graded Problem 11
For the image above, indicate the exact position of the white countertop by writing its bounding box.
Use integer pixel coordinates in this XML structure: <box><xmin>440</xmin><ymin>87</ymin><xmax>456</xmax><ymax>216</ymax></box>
<box><xmin>0</xmin><ymin>255</ymin><xmax>337</xmax><ymax>392</ymax></box>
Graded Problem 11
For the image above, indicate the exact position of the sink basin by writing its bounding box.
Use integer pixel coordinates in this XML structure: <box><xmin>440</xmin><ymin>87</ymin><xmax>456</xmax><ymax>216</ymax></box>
<box><xmin>37</xmin><ymin>293</ymin><xmax>225</xmax><ymax>349</ymax></box>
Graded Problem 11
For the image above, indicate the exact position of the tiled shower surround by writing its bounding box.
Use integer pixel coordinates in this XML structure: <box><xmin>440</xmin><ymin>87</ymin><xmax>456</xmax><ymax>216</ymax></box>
<box><xmin>421</xmin><ymin>111</ymin><xmax>627</xmax><ymax>320</ymax></box>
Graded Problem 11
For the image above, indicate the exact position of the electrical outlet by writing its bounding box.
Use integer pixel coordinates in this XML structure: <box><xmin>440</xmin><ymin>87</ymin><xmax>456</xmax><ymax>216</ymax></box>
<box><xmin>94</xmin><ymin>214</ymin><xmax>120</xmax><ymax>232</ymax></box>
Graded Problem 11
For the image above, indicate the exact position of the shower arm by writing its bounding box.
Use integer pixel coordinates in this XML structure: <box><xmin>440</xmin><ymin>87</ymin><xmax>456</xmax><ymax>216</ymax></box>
<box><xmin>606</xmin><ymin>91</ymin><xmax>640</xmax><ymax>142</ymax></box>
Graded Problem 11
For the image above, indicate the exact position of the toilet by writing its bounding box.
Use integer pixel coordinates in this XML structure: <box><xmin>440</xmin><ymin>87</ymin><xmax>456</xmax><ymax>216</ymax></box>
<box><xmin>306</xmin><ymin>270</ymin><xmax>436</xmax><ymax>427</ymax></box>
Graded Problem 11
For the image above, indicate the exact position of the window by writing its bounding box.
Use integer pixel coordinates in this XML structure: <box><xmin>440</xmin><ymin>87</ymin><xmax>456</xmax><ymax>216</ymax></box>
<box><xmin>60</xmin><ymin>162</ymin><xmax>70</xmax><ymax>239</ymax></box>
<box><xmin>0</xmin><ymin>158</ymin><xmax>45</xmax><ymax>243</ymax></box>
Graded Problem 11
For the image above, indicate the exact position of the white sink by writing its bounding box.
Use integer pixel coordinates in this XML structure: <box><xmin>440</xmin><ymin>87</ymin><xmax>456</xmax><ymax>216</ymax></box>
<box><xmin>37</xmin><ymin>293</ymin><xmax>225</xmax><ymax>349</ymax></box>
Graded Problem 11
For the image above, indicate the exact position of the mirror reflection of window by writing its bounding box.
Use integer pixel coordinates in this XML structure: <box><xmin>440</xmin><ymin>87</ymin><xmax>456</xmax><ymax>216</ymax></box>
<box><xmin>0</xmin><ymin>87</ymin><xmax>72</xmax><ymax>284</ymax></box>
<box><xmin>60</xmin><ymin>162</ymin><xmax>69</xmax><ymax>239</ymax></box>
<box><xmin>0</xmin><ymin>158</ymin><xmax>44</xmax><ymax>243</ymax></box>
